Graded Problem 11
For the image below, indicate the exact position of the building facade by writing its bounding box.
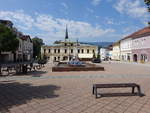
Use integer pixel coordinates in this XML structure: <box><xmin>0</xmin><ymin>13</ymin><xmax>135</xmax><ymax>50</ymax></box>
<box><xmin>112</xmin><ymin>26</ymin><xmax>150</xmax><ymax>63</ymax></box>
<box><xmin>100</xmin><ymin>48</ymin><xmax>109</xmax><ymax>60</ymax></box>
<box><xmin>20</xmin><ymin>35</ymin><xmax>33</xmax><ymax>61</ymax></box>
<box><xmin>41</xmin><ymin>27</ymin><xmax>98</xmax><ymax>62</ymax></box>
<box><xmin>112</xmin><ymin>42</ymin><xmax>120</xmax><ymax>61</ymax></box>
<box><xmin>131</xmin><ymin>27</ymin><xmax>150</xmax><ymax>63</ymax></box>
<box><xmin>120</xmin><ymin>38</ymin><xmax>132</xmax><ymax>61</ymax></box>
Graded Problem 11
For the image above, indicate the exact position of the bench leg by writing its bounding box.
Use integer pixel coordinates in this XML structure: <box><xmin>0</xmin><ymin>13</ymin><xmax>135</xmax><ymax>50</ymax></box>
<box><xmin>137</xmin><ymin>86</ymin><xmax>142</xmax><ymax>97</ymax></box>
<box><xmin>132</xmin><ymin>87</ymin><xmax>135</xmax><ymax>94</ymax></box>
<box><xmin>95</xmin><ymin>88</ymin><xmax>98</xmax><ymax>98</ymax></box>
<box><xmin>92</xmin><ymin>86</ymin><xmax>95</xmax><ymax>95</ymax></box>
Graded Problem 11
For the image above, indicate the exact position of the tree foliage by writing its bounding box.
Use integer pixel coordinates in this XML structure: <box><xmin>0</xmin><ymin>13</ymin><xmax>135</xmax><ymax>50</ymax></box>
<box><xmin>97</xmin><ymin>54</ymin><xmax>100</xmax><ymax>59</ymax></box>
<box><xmin>32</xmin><ymin>37</ymin><xmax>44</xmax><ymax>59</ymax></box>
<box><xmin>0</xmin><ymin>24</ymin><xmax>19</xmax><ymax>53</ymax></box>
<box><xmin>93</xmin><ymin>51</ymin><xmax>96</xmax><ymax>59</ymax></box>
<box><xmin>144</xmin><ymin>0</ymin><xmax>150</xmax><ymax>25</ymax></box>
<box><xmin>54</xmin><ymin>40</ymin><xmax>61</xmax><ymax>44</ymax></box>
<box><xmin>145</xmin><ymin>0</ymin><xmax>150</xmax><ymax>6</ymax></box>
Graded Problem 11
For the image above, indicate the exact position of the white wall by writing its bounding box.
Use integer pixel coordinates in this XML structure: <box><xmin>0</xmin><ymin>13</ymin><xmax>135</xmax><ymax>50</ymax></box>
<box><xmin>120</xmin><ymin>38</ymin><xmax>132</xmax><ymax>61</ymax></box>
<box><xmin>120</xmin><ymin>38</ymin><xmax>132</xmax><ymax>51</ymax></box>
<box><xmin>100</xmin><ymin>48</ymin><xmax>109</xmax><ymax>60</ymax></box>
<box><xmin>112</xmin><ymin>45</ymin><xmax>120</xmax><ymax>60</ymax></box>
<box><xmin>132</xmin><ymin>35</ymin><xmax>150</xmax><ymax>50</ymax></box>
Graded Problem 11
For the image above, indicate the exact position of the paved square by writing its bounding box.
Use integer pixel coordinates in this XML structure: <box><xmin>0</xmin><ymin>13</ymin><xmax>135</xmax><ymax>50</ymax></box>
<box><xmin>0</xmin><ymin>62</ymin><xmax>150</xmax><ymax>113</ymax></box>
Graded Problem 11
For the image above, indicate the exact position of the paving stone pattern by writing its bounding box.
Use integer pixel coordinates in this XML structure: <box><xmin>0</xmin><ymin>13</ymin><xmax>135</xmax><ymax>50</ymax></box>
<box><xmin>0</xmin><ymin>62</ymin><xmax>150</xmax><ymax>113</ymax></box>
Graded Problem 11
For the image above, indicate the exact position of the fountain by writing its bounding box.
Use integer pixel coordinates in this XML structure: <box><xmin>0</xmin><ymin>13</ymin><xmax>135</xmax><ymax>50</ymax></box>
<box><xmin>52</xmin><ymin>57</ymin><xmax>104</xmax><ymax>72</ymax></box>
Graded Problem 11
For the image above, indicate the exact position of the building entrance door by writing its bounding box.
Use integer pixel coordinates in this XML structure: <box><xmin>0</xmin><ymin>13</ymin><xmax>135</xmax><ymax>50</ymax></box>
<box><xmin>63</xmin><ymin>56</ymin><xmax>68</xmax><ymax>61</ymax></box>
<box><xmin>133</xmin><ymin>54</ymin><xmax>138</xmax><ymax>62</ymax></box>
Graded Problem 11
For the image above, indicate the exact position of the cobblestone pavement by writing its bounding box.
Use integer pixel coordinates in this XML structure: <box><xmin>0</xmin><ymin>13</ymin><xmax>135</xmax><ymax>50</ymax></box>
<box><xmin>0</xmin><ymin>62</ymin><xmax>150</xmax><ymax>113</ymax></box>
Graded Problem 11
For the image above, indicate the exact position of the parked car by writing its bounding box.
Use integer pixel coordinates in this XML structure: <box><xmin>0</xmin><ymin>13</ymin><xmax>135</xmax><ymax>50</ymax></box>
<box><xmin>91</xmin><ymin>58</ymin><xmax>101</xmax><ymax>63</ymax></box>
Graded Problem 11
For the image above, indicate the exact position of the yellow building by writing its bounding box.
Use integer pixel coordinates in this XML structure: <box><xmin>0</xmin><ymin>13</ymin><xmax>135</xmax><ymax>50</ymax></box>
<box><xmin>41</xmin><ymin>27</ymin><xmax>98</xmax><ymax>62</ymax></box>
<box><xmin>112</xmin><ymin>41</ymin><xmax>120</xmax><ymax>61</ymax></box>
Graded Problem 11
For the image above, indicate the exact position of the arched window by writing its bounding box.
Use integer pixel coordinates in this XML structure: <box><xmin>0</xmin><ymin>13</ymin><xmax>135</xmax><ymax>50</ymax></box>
<box><xmin>141</xmin><ymin>54</ymin><xmax>148</xmax><ymax>62</ymax></box>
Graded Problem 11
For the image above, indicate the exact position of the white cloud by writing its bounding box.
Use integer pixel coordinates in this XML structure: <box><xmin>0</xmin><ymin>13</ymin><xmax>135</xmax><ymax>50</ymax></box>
<box><xmin>114</xmin><ymin>0</ymin><xmax>149</xmax><ymax>19</ymax></box>
<box><xmin>106</xmin><ymin>0</ymin><xmax>113</xmax><ymax>2</ymax></box>
<box><xmin>60</xmin><ymin>2</ymin><xmax>69</xmax><ymax>15</ymax></box>
<box><xmin>105</xmin><ymin>17</ymin><xmax>126</xmax><ymax>25</ymax></box>
<box><xmin>91</xmin><ymin>0</ymin><xmax>101</xmax><ymax>6</ymax></box>
<box><xmin>106</xmin><ymin>18</ymin><xmax>114</xmax><ymax>25</ymax></box>
<box><xmin>34</xmin><ymin>14</ymin><xmax>115</xmax><ymax>42</ymax></box>
<box><xmin>87</xmin><ymin>8</ymin><xmax>94</xmax><ymax>13</ymax></box>
<box><xmin>0</xmin><ymin>10</ymin><xmax>115</xmax><ymax>44</ymax></box>
<box><xmin>61</xmin><ymin>2</ymin><xmax>68</xmax><ymax>9</ymax></box>
<box><xmin>0</xmin><ymin>10</ymin><xmax>34</xmax><ymax>30</ymax></box>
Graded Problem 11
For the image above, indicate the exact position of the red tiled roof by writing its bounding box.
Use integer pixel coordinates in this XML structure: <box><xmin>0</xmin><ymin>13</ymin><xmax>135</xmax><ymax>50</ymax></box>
<box><xmin>20</xmin><ymin>35</ymin><xmax>32</xmax><ymax>42</ymax></box>
<box><xmin>122</xmin><ymin>26</ymin><xmax>150</xmax><ymax>40</ymax></box>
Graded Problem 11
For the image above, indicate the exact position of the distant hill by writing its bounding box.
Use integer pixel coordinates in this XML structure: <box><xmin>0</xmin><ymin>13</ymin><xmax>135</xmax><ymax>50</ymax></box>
<box><xmin>80</xmin><ymin>42</ymin><xmax>113</xmax><ymax>48</ymax></box>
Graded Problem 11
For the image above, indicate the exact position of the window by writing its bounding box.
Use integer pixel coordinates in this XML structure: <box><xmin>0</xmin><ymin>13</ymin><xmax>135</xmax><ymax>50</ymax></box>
<box><xmin>49</xmin><ymin>49</ymin><xmax>50</xmax><ymax>53</ymax></box>
<box><xmin>58</xmin><ymin>56</ymin><xmax>60</xmax><ymax>60</ymax></box>
<box><xmin>71</xmin><ymin>49</ymin><xmax>73</xmax><ymax>53</ymax></box>
<box><xmin>54</xmin><ymin>57</ymin><xmax>56</xmax><ymax>61</ymax></box>
<box><xmin>63</xmin><ymin>56</ymin><xmax>68</xmax><ymax>60</ymax></box>
<box><xmin>93</xmin><ymin>49</ymin><xmax>95</xmax><ymax>53</ymax></box>
<box><xmin>78</xmin><ymin>49</ymin><xmax>80</xmax><ymax>53</ymax></box>
<box><xmin>44</xmin><ymin>49</ymin><xmax>46</xmax><ymax>53</ymax></box>
<box><xmin>58</xmin><ymin>49</ymin><xmax>60</xmax><ymax>53</ymax></box>
<box><xmin>54</xmin><ymin>49</ymin><xmax>57</xmax><ymax>53</ymax></box>
<box><xmin>141</xmin><ymin>54</ymin><xmax>148</xmax><ymax>62</ymax></box>
<box><xmin>64</xmin><ymin>43</ymin><xmax>67</xmax><ymax>46</ymax></box>
<box><xmin>65</xmin><ymin>49</ymin><xmax>67</xmax><ymax>53</ymax></box>
<box><xmin>82</xmin><ymin>49</ymin><xmax>84</xmax><ymax>53</ymax></box>
<box><xmin>71</xmin><ymin>43</ymin><xmax>73</xmax><ymax>46</ymax></box>
<box><xmin>87</xmin><ymin>49</ymin><xmax>89</xmax><ymax>53</ymax></box>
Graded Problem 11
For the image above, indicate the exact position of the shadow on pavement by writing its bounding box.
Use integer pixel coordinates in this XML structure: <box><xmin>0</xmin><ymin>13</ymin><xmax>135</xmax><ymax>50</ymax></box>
<box><xmin>11</xmin><ymin>70</ymin><xmax>47</xmax><ymax>77</ymax></box>
<box><xmin>0</xmin><ymin>81</ymin><xmax>60</xmax><ymax>112</ymax></box>
<box><xmin>29</xmin><ymin>71</ymin><xmax>47</xmax><ymax>77</ymax></box>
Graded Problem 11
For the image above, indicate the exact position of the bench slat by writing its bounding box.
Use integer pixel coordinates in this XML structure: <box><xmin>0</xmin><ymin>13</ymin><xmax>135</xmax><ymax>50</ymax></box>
<box><xmin>93</xmin><ymin>83</ymin><xmax>142</xmax><ymax>98</ymax></box>
<box><xmin>94</xmin><ymin>83</ymin><xmax>139</xmax><ymax>88</ymax></box>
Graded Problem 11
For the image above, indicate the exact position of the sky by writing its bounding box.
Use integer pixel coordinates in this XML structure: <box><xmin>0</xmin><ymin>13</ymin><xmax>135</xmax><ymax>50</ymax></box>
<box><xmin>0</xmin><ymin>0</ymin><xmax>149</xmax><ymax>44</ymax></box>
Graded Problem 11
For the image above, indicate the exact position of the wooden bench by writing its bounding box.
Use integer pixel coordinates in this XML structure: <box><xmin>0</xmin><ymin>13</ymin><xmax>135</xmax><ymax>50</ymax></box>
<box><xmin>92</xmin><ymin>83</ymin><xmax>143</xmax><ymax>98</ymax></box>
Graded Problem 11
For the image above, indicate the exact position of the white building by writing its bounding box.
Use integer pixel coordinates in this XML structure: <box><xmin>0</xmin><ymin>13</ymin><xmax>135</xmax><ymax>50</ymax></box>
<box><xmin>100</xmin><ymin>48</ymin><xmax>109</xmax><ymax>60</ymax></box>
<box><xmin>131</xmin><ymin>27</ymin><xmax>150</xmax><ymax>63</ymax></box>
<box><xmin>112</xmin><ymin>42</ymin><xmax>120</xmax><ymax>61</ymax></box>
<box><xmin>120</xmin><ymin>38</ymin><xmax>132</xmax><ymax>61</ymax></box>
<box><xmin>20</xmin><ymin>35</ymin><xmax>33</xmax><ymax>61</ymax></box>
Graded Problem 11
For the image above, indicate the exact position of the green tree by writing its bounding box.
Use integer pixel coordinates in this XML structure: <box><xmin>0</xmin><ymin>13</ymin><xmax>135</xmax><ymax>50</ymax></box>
<box><xmin>145</xmin><ymin>0</ymin><xmax>150</xmax><ymax>9</ymax></box>
<box><xmin>93</xmin><ymin>51</ymin><xmax>96</xmax><ymax>59</ymax></box>
<box><xmin>0</xmin><ymin>24</ymin><xmax>19</xmax><ymax>74</ymax></box>
<box><xmin>32</xmin><ymin>37</ymin><xmax>44</xmax><ymax>59</ymax></box>
<box><xmin>144</xmin><ymin>0</ymin><xmax>150</xmax><ymax>25</ymax></box>
<box><xmin>0</xmin><ymin>24</ymin><xmax>19</xmax><ymax>60</ymax></box>
<box><xmin>97</xmin><ymin>54</ymin><xmax>100</xmax><ymax>59</ymax></box>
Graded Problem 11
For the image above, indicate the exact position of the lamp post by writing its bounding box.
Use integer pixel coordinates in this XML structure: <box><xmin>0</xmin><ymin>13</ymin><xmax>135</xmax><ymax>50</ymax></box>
<box><xmin>76</xmin><ymin>39</ymin><xmax>79</xmax><ymax>60</ymax></box>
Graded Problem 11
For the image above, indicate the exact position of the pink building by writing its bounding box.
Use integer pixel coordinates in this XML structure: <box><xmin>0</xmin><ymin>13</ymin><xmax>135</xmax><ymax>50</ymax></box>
<box><xmin>131</xmin><ymin>27</ymin><xmax>150</xmax><ymax>63</ymax></box>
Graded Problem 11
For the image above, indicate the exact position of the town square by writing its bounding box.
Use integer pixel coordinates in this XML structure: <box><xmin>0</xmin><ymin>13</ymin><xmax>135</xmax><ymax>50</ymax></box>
<box><xmin>0</xmin><ymin>0</ymin><xmax>150</xmax><ymax>113</ymax></box>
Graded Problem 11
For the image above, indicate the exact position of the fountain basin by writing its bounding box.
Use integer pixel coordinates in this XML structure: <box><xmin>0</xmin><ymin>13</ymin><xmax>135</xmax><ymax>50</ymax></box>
<box><xmin>52</xmin><ymin>62</ymin><xmax>104</xmax><ymax>72</ymax></box>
